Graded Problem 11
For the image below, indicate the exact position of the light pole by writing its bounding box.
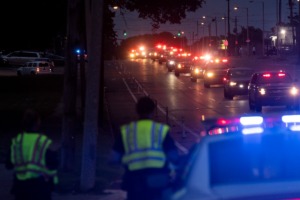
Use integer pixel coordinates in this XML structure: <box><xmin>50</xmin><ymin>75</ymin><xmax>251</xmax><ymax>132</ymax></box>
<box><xmin>250</xmin><ymin>0</ymin><xmax>265</xmax><ymax>56</ymax></box>
<box><xmin>227</xmin><ymin>0</ymin><xmax>230</xmax><ymax>56</ymax></box>
<box><xmin>202</xmin><ymin>16</ymin><xmax>218</xmax><ymax>37</ymax></box>
<box><xmin>234</xmin><ymin>6</ymin><xmax>250</xmax><ymax>55</ymax></box>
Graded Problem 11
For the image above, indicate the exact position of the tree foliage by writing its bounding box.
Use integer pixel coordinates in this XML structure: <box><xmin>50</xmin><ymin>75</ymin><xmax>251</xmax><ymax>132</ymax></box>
<box><xmin>110</xmin><ymin>0</ymin><xmax>206</xmax><ymax>29</ymax></box>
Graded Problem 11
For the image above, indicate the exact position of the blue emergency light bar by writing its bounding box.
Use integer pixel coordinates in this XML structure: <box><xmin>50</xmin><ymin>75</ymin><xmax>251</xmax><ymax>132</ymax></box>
<box><xmin>281</xmin><ymin>115</ymin><xmax>300</xmax><ymax>123</ymax></box>
<box><xmin>204</xmin><ymin>114</ymin><xmax>300</xmax><ymax>136</ymax></box>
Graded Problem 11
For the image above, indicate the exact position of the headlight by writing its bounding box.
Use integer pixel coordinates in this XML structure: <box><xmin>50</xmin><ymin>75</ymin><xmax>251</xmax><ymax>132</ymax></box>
<box><xmin>229</xmin><ymin>81</ymin><xmax>237</xmax><ymax>86</ymax></box>
<box><xmin>259</xmin><ymin>88</ymin><xmax>266</xmax><ymax>95</ymax></box>
<box><xmin>169</xmin><ymin>60</ymin><xmax>175</xmax><ymax>65</ymax></box>
<box><xmin>206</xmin><ymin>72</ymin><xmax>214</xmax><ymax>77</ymax></box>
<box><xmin>290</xmin><ymin>86</ymin><xmax>299</xmax><ymax>95</ymax></box>
<box><xmin>177</xmin><ymin>64</ymin><xmax>182</xmax><ymax>69</ymax></box>
<box><xmin>195</xmin><ymin>68</ymin><xmax>200</xmax><ymax>73</ymax></box>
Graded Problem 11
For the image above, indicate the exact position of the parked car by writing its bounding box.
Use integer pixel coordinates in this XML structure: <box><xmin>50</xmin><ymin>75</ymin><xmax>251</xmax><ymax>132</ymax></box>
<box><xmin>43</xmin><ymin>53</ymin><xmax>65</xmax><ymax>66</ymax></box>
<box><xmin>166</xmin><ymin>113</ymin><xmax>300</xmax><ymax>200</ymax></box>
<box><xmin>248</xmin><ymin>70</ymin><xmax>300</xmax><ymax>112</ymax></box>
<box><xmin>223</xmin><ymin>67</ymin><xmax>255</xmax><ymax>99</ymax></box>
<box><xmin>1</xmin><ymin>50</ymin><xmax>44</xmax><ymax>67</ymax></box>
<box><xmin>17</xmin><ymin>61</ymin><xmax>53</xmax><ymax>76</ymax></box>
<box><xmin>33</xmin><ymin>58</ymin><xmax>55</xmax><ymax>71</ymax></box>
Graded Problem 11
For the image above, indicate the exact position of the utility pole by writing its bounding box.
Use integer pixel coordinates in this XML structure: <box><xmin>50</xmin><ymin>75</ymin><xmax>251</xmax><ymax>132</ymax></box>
<box><xmin>262</xmin><ymin>1</ymin><xmax>265</xmax><ymax>56</ymax></box>
<box><xmin>227</xmin><ymin>0</ymin><xmax>231</xmax><ymax>56</ymax></box>
<box><xmin>80</xmin><ymin>0</ymin><xmax>103</xmax><ymax>191</ymax></box>
<box><xmin>62</xmin><ymin>0</ymin><xmax>81</xmax><ymax>171</ymax></box>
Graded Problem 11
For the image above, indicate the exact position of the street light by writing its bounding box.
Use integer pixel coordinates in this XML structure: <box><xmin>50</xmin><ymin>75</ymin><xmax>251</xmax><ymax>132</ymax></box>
<box><xmin>250</xmin><ymin>0</ymin><xmax>265</xmax><ymax>56</ymax></box>
<box><xmin>234</xmin><ymin>6</ymin><xmax>250</xmax><ymax>55</ymax></box>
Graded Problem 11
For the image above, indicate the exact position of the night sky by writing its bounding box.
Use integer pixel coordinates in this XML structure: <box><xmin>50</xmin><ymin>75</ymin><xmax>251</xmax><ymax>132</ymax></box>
<box><xmin>0</xmin><ymin>0</ymin><xmax>67</xmax><ymax>51</ymax></box>
<box><xmin>114</xmin><ymin>0</ymin><xmax>288</xmax><ymax>41</ymax></box>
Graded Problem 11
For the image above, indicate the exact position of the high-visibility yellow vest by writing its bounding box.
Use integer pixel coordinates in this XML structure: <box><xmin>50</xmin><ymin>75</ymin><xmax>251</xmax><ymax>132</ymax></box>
<box><xmin>120</xmin><ymin>120</ymin><xmax>169</xmax><ymax>171</ymax></box>
<box><xmin>11</xmin><ymin>133</ymin><xmax>59</xmax><ymax>184</ymax></box>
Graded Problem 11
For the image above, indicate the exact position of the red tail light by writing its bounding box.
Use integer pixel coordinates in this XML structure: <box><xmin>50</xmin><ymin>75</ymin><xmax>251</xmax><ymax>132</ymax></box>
<box><xmin>278</xmin><ymin>73</ymin><xmax>286</xmax><ymax>77</ymax></box>
<box><xmin>263</xmin><ymin>74</ymin><xmax>271</xmax><ymax>77</ymax></box>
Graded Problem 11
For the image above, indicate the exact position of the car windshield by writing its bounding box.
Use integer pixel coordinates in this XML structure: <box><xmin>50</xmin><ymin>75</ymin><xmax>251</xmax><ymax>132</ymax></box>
<box><xmin>258</xmin><ymin>73</ymin><xmax>293</xmax><ymax>84</ymax></box>
<box><xmin>209</xmin><ymin>133</ymin><xmax>300</xmax><ymax>186</ymax></box>
<box><xmin>230</xmin><ymin>69</ymin><xmax>254</xmax><ymax>78</ymax></box>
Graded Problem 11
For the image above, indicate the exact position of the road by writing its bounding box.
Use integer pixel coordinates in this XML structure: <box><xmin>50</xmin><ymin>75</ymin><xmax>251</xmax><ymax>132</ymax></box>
<box><xmin>105</xmin><ymin>55</ymin><xmax>300</xmax><ymax>154</ymax></box>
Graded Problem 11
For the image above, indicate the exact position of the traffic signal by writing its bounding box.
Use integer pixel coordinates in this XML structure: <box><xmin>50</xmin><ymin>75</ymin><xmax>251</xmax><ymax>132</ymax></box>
<box><xmin>123</xmin><ymin>30</ymin><xmax>127</xmax><ymax>37</ymax></box>
<box><xmin>177</xmin><ymin>31</ymin><xmax>181</xmax><ymax>37</ymax></box>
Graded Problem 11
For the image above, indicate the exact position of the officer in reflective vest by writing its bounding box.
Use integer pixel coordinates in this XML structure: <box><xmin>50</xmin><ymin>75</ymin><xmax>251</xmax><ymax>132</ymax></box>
<box><xmin>110</xmin><ymin>96</ymin><xmax>179</xmax><ymax>200</ymax></box>
<box><xmin>6</xmin><ymin>109</ymin><xmax>59</xmax><ymax>200</ymax></box>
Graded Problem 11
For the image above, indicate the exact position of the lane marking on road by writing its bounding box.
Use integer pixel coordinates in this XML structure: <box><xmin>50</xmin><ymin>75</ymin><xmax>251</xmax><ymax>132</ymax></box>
<box><xmin>122</xmin><ymin>78</ymin><xmax>138</xmax><ymax>103</ymax></box>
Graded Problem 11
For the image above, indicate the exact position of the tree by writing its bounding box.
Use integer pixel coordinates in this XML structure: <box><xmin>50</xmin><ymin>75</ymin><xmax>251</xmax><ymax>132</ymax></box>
<box><xmin>112</xmin><ymin>0</ymin><xmax>205</xmax><ymax>30</ymax></box>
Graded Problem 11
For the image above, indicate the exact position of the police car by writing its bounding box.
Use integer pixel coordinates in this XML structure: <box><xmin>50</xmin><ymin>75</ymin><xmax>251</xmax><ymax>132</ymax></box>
<box><xmin>166</xmin><ymin>113</ymin><xmax>300</xmax><ymax>200</ymax></box>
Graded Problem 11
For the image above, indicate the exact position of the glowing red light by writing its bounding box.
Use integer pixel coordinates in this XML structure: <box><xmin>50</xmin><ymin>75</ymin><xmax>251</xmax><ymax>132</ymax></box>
<box><xmin>263</xmin><ymin>74</ymin><xmax>271</xmax><ymax>77</ymax></box>
<box><xmin>217</xmin><ymin>119</ymin><xmax>230</xmax><ymax>125</ymax></box>
<box><xmin>278</xmin><ymin>73</ymin><xmax>286</xmax><ymax>77</ymax></box>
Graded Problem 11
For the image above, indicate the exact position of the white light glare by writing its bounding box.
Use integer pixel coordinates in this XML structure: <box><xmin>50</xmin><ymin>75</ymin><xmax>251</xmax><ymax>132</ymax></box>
<box><xmin>290</xmin><ymin>125</ymin><xmax>300</xmax><ymax>131</ymax></box>
<box><xmin>242</xmin><ymin>127</ymin><xmax>264</xmax><ymax>135</ymax></box>
<box><xmin>282</xmin><ymin>115</ymin><xmax>300</xmax><ymax>123</ymax></box>
<box><xmin>290</xmin><ymin>87</ymin><xmax>298</xmax><ymax>95</ymax></box>
<box><xmin>240</xmin><ymin>116</ymin><xmax>263</xmax><ymax>126</ymax></box>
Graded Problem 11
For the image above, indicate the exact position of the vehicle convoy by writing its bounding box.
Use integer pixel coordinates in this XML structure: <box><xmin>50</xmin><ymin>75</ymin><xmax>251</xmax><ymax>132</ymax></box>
<box><xmin>174</xmin><ymin>61</ymin><xmax>192</xmax><ymax>77</ymax></box>
<box><xmin>248</xmin><ymin>70</ymin><xmax>300</xmax><ymax>112</ymax></box>
<box><xmin>190</xmin><ymin>59</ymin><xmax>208</xmax><ymax>82</ymax></box>
<box><xmin>203</xmin><ymin>67</ymin><xmax>228</xmax><ymax>88</ymax></box>
<box><xmin>166</xmin><ymin>113</ymin><xmax>300</xmax><ymax>200</ymax></box>
<box><xmin>223</xmin><ymin>67</ymin><xmax>255</xmax><ymax>99</ymax></box>
<box><xmin>167</xmin><ymin>57</ymin><xmax>190</xmax><ymax>72</ymax></box>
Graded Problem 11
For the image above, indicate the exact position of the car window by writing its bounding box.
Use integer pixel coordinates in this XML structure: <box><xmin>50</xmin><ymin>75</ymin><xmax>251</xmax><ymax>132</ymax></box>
<box><xmin>40</xmin><ymin>63</ymin><xmax>49</xmax><ymax>67</ymax></box>
<box><xmin>230</xmin><ymin>69</ymin><xmax>254</xmax><ymax>78</ymax></box>
<box><xmin>21</xmin><ymin>52</ymin><xmax>38</xmax><ymax>57</ymax></box>
<box><xmin>8</xmin><ymin>52</ymin><xmax>22</xmax><ymax>57</ymax></box>
<box><xmin>28</xmin><ymin>63</ymin><xmax>33</xmax><ymax>67</ymax></box>
<box><xmin>33</xmin><ymin>63</ymin><xmax>37</xmax><ymax>67</ymax></box>
<box><xmin>209</xmin><ymin>134</ymin><xmax>300</xmax><ymax>186</ymax></box>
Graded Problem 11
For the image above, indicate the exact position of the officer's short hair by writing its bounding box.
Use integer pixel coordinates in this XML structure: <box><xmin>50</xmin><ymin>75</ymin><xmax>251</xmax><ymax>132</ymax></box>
<box><xmin>136</xmin><ymin>96</ymin><xmax>156</xmax><ymax>116</ymax></box>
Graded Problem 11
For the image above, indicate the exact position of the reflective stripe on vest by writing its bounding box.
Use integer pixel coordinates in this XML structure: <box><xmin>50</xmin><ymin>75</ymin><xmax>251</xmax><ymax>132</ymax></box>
<box><xmin>121</xmin><ymin>120</ymin><xmax>169</xmax><ymax>171</ymax></box>
<box><xmin>11</xmin><ymin>133</ymin><xmax>58</xmax><ymax>184</ymax></box>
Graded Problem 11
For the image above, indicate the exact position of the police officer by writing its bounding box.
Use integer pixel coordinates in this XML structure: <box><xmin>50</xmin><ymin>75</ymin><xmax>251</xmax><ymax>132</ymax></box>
<box><xmin>5</xmin><ymin>109</ymin><xmax>59</xmax><ymax>200</ymax></box>
<box><xmin>110</xmin><ymin>96</ymin><xmax>179</xmax><ymax>200</ymax></box>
